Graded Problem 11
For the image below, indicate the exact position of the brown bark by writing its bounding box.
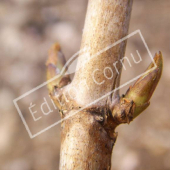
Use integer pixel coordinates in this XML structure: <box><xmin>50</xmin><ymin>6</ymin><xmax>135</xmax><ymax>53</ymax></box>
<box><xmin>59</xmin><ymin>111</ymin><xmax>113</xmax><ymax>170</ymax></box>
<box><xmin>72</xmin><ymin>0</ymin><xmax>133</xmax><ymax>106</ymax></box>
<box><xmin>58</xmin><ymin>0</ymin><xmax>133</xmax><ymax>169</ymax></box>
<box><xmin>46</xmin><ymin>0</ymin><xmax>163</xmax><ymax>169</ymax></box>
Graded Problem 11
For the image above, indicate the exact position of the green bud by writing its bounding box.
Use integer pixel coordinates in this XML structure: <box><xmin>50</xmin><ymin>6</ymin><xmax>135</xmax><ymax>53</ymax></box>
<box><xmin>125</xmin><ymin>52</ymin><xmax>163</xmax><ymax>118</ymax></box>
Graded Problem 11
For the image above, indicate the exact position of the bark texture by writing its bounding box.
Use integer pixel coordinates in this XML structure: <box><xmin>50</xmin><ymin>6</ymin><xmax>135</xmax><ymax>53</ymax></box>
<box><xmin>58</xmin><ymin>0</ymin><xmax>133</xmax><ymax>169</ymax></box>
<box><xmin>72</xmin><ymin>0</ymin><xmax>133</xmax><ymax>106</ymax></box>
<box><xmin>59</xmin><ymin>111</ymin><xmax>113</xmax><ymax>170</ymax></box>
<box><xmin>46</xmin><ymin>0</ymin><xmax>163</xmax><ymax>169</ymax></box>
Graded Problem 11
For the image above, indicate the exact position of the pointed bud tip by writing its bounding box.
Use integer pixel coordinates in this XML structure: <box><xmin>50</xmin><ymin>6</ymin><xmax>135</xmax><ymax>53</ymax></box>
<box><xmin>156</xmin><ymin>51</ymin><xmax>163</xmax><ymax>71</ymax></box>
<box><xmin>148</xmin><ymin>51</ymin><xmax>163</xmax><ymax>71</ymax></box>
<box><xmin>124</xmin><ymin>51</ymin><xmax>163</xmax><ymax>118</ymax></box>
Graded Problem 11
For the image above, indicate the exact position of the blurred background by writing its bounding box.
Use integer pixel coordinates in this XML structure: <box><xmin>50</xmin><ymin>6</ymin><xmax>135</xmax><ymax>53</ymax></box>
<box><xmin>0</xmin><ymin>0</ymin><xmax>170</xmax><ymax>170</ymax></box>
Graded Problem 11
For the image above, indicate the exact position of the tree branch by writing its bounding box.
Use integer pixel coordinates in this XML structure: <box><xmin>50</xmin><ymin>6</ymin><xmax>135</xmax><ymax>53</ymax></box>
<box><xmin>71</xmin><ymin>0</ymin><xmax>133</xmax><ymax>106</ymax></box>
<box><xmin>46</xmin><ymin>0</ymin><xmax>163</xmax><ymax>169</ymax></box>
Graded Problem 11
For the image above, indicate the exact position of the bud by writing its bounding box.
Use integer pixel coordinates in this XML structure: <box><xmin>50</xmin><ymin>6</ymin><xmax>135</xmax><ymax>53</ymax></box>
<box><xmin>46</xmin><ymin>43</ymin><xmax>70</xmax><ymax>93</ymax></box>
<box><xmin>125</xmin><ymin>52</ymin><xmax>163</xmax><ymax>118</ymax></box>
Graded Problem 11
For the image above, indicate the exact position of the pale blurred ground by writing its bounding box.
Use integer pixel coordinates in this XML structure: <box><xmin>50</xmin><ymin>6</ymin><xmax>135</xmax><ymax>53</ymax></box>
<box><xmin>0</xmin><ymin>0</ymin><xmax>169</xmax><ymax>170</ymax></box>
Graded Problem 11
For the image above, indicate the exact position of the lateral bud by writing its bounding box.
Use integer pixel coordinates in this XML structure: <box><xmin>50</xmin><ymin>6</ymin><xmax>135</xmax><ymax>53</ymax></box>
<box><xmin>124</xmin><ymin>52</ymin><xmax>163</xmax><ymax>118</ymax></box>
<box><xmin>46</xmin><ymin>43</ymin><xmax>71</xmax><ymax>93</ymax></box>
